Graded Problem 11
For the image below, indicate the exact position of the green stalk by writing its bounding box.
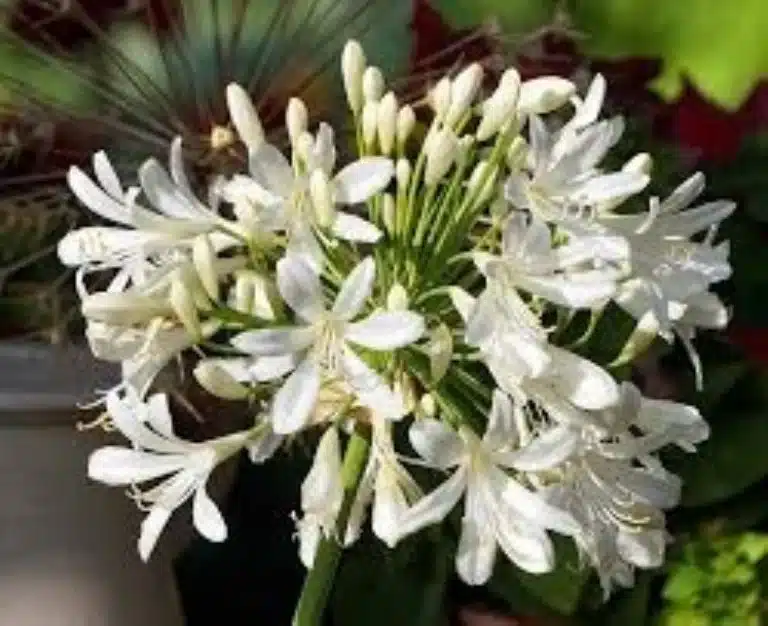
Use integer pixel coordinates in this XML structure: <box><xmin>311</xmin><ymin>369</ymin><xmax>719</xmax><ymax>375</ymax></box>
<box><xmin>292</xmin><ymin>425</ymin><xmax>372</xmax><ymax>626</ymax></box>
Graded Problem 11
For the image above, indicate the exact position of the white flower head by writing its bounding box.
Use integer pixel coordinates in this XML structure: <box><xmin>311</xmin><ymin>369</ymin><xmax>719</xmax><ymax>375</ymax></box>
<box><xmin>88</xmin><ymin>390</ymin><xmax>259</xmax><ymax>560</ymax></box>
<box><xmin>232</xmin><ymin>255</ymin><xmax>424</xmax><ymax>433</ymax></box>
<box><xmin>398</xmin><ymin>391</ymin><xmax>579</xmax><ymax>584</ymax></box>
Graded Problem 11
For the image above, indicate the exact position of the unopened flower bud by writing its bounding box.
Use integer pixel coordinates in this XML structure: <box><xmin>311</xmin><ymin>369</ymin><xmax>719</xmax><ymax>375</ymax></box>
<box><xmin>377</xmin><ymin>92</ymin><xmax>398</xmax><ymax>155</ymax></box>
<box><xmin>381</xmin><ymin>193</ymin><xmax>396</xmax><ymax>233</ymax></box>
<box><xmin>362</xmin><ymin>101</ymin><xmax>379</xmax><ymax>148</ymax></box>
<box><xmin>170</xmin><ymin>271</ymin><xmax>201</xmax><ymax>337</ymax></box>
<box><xmin>419</xmin><ymin>393</ymin><xmax>437</xmax><ymax>418</ymax></box>
<box><xmin>428</xmin><ymin>323</ymin><xmax>453</xmax><ymax>383</ymax></box>
<box><xmin>476</xmin><ymin>68</ymin><xmax>521</xmax><ymax>141</ymax></box>
<box><xmin>192</xmin><ymin>235</ymin><xmax>219</xmax><ymax>302</ymax></box>
<box><xmin>286</xmin><ymin>98</ymin><xmax>308</xmax><ymax>147</ymax></box>
<box><xmin>425</xmin><ymin>128</ymin><xmax>458</xmax><ymax>185</ymax></box>
<box><xmin>506</xmin><ymin>136</ymin><xmax>528</xmax><ymax>170</ymax></box>
<box><xmin>395</xmin><ymin>158</ymin><xmax>411</xmax><ymax>190</ymax></box>
<box><xmin>456</xmin><ymin>135</ymin><xmax>474</xmax><ymax>164</ymax></box>
<box><xmin>341</xmin><ymin>40</ymin><xmax>366</xmax><ymax>115</ymax></box>
<box><xmin>468</xmin><ymin>160</ymin><xmax>498</xmax><ymax>206</ymax></box>
<box><xmin>623</xmin><ymin>152</ymin><xmax>653</xmax><ymax>176</ymax></box>
<box><xmin>309</xmin><ymin>169</ymin><xmax>335</xmax><ymax>228</ymax></box>
<box><xmin>232</xmin><ymin>270</ymin><xmax>279</xmax><ymax>320</ymax></box>
<box><xmin>429</xmin><ymin>77</ymin><xmax>452</xmax><ymax>120</ymax></box>
<box><xmin>396</xmin><ymin>105</ymin><xmax>415</xmax><ymax>147</ymax></box>
<box><xmin>362</xmin><ymin>66</ymin><xmax>385</xmax><ymax>103</ymax></box>
<box><xmin>386</xmin><ymin>282</ymin><xmax>409</xmax><ymax>310</ymax></box>
<box><xmin>296</xmin><ymin>131</ymin><xmax>314</xmax><ymax>166</ymax></box>
<box><xmin>446</xmin><ymin>63</ymin><xmax>484</xmax><ymax>127</ymax></box>
<box><xmin>194</xmin><ymin>360</ymin><xmax>249</xmax><ymax>400</ymax></box>
<box><xmin>226</xmin><ymin>83</ymin><xmax>265</xmax><ymax>150</ymax></box>
<box><xmin>81</xmin><ymin>292</ymin><xmax>170</xmax><ymax>325</ymax></box>
<box><xmin>518</xmin><ymin>76</ymin><xmax>576</xmax><ymax>115</ymax></box>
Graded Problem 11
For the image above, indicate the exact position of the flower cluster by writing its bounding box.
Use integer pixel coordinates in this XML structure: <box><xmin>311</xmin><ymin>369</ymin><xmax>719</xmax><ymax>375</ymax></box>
<box><xmin>59</xmin><ymin>40</ymin><xmax>734</xmax><ymax>597</ymax></box>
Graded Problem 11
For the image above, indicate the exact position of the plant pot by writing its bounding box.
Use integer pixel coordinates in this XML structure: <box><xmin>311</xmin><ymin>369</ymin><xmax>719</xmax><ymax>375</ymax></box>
<box><xmin>0</xmin><ymin>341</ymin><xmax>185</xmax><ymax>626</ymax></box>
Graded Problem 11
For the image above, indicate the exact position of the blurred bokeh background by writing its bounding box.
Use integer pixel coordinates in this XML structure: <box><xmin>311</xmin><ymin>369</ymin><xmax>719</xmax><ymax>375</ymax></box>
<box><xmin>0</xmin><ymin>1</ymin><xmax>767</xmax><ymax>625</ymax></box>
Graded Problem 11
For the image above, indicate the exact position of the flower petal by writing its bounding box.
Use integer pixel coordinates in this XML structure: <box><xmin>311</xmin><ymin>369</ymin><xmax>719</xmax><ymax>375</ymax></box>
<box><xmin>333</xmin><ymin>256</ymin><xmax>375</xmax><ymax>320</ymax></box>
<box><xmin>68</xmin><ymin>166</ymin><xmax>132</xmax><ymax>225</ymax></box>
<box><xmin>456</xmin><ymin>481</ymin><xmax>497</xmax><ymax>585</ymax></box>
<box><xmin>302</xmin><ymin>427</ymin><xmax>343</xmax><ymax>515</ymax></box>
<box><xmin>546</xmin><ymin>345</ymin><xmax>619</xmax><ymax>410</ymax></box>
<box><xmin>334</xmin><ymin>157</ymin><xmax>394</xmax><ymax>204</ymax></box>
<box><xmin>271</xmin><ymin>358</ymin><xmax>321</xmax><ymax>434</ymax></box>
<box><xmin>409</xmin><ymin>418</ymin><xmax>464</xmax><ymax>469</ymax></box>
<box><xmin>345</xmin><ymin>311</ymin><xmax>424</xmax><ymax>350</ymax></box>
<box><xmin>502</xmin><ymin>424</ymin><xmax>579</xmax><ymax>471</ymax></box>
<box><xmin>231</xmin><ymin>327</ymin><xmax>314</xmax><ymax>357</ymax></box>
<box><xmin>331</xmin><ymin>212</ymin><xmax>383</xmax><ymax>243</ymax></box>
<box><xmin>138</xmin><ymin>505</ymin><xmax>173</xmax><ymax>562</ymax></box>
<box><xmin>341</xmin><ymin>348</ymin><xmax>405</xmax><ymax>420</ymax></box>
<box><xmin>248</xmin><ymin>143</ymin><xmax>293</xmax><ymax>193</ymax></box>
<box><xmin>193</xmin><ymin>485</ymin><xmax>228</xmax><ymax>542</ymax></box>
<box><xmin>397</xmin><ymin>467</ymin><xmax>467</xmax><ymax>540</ymax></box>
<box><xmin>617</xmin><ymin>529</ymin><xmax>665</xmax><ymax>569</ymax></box>
<box><xmin>88</xmin><ymin>447</ymin><xmax>186</xmax><ymax>485</ymax></box>
<box><xmin>578</xmin><ymin>171</ymin><xmax>649</xmax><ymax>203</ymax></box>
<box><xmin>276</xmin><ymin>254</ymin><xmax>325</xmax><ymax>322</ymax></box>
<box><xmin>250</xmin><ymin>354</ymin><xmax>300</xmax><ymax>381</ymax></box>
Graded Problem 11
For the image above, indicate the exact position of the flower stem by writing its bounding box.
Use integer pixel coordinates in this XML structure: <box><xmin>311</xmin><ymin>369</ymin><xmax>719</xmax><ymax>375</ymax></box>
<box><xmin>292</xmin><ymin>424</ymin><xmax>372</xmax><ymax>626</ymax></box>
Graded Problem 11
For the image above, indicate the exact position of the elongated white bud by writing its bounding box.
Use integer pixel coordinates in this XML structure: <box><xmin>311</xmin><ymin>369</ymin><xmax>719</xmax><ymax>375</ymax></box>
<box><xmin>623</xmin><ymin>152</ymin><xmax>653</xmax><ymax>176</ymax></box>
<box><xmin>506</xmin><ymin>136</ymin><xmax>528</xmax><ymax>170</ymax></box>
<box><xmin>286</xmin><ymin>98</ymin><xmax>309</xmax><ymax>148</ymax></box>
<box><xmin>419</xmin><ymin>393</ymin><xmax>437</xmax><ymax>418</ymax></box>
<box><xmin>309</xmin><ymin>169</ymin><xmax>335</xmax><ymax>228</ymax></box>
<box><xmin>194</xmin><ymin>360</ymin><xmax>249</xmax><ymax>400</ymax></box>
<box><xmin>427</xmin><ymin>323</ymin><xmax>453</xmax><ymax>383</ymax></box>
<box><xmin>192</xmin><ymin>235</ymin><xmax>219</xmax><ymax>301</ymax></box>
<box><xmin>386</xmin><ymin>282</ymin><xmax>409</xmax><ymax>310</ymax></box>
<box><xmin>362</xmin><ymin>101</ymin><xmax>379</xmax><ymax>148</ymax></box>
<box><xmin>446</xmin><ymin>63</ymin><xmax>483</xmax><ymax>127</ymax></box>
<box><xmin>476</xmin><ymin>68</ymin><xmax>520</xmax><ymax>141</ymax></box>
<box><xmin>381</xmin><ymin>193</ymin><xmax>396</xmax><ymax>234</ymax></box>
<box><xmin>518</xmin><ymin>76</ymin><xmax>576</xmax><ymax>115</ymax></box>
<box><xmin>81</xmin><ymin>292</ymin><xmax>170</xmax><ymax>325</ymax></box>
<box><xmin>362</xmin><ymin>66</ymin><xmax>385</xmax><ymax>103</ymax></box>
<box><xmin>429</xmin><ymin>77</ymin><xmax>452</xmax><ymax>120</ymax></box>
<box><xmin>425</xmin><ymin>128</ymin><xmax>458</xmax><ymax>185</ymax></box>
<box><xmin>170</xmin><ymin>271</ymin><xmax>201</xmax><ymax>337</ymax></box>
<box><xmin>296</xmin><ymin>131</ymin><xmax>314</xmax><ymax>166</ymax></box>
<box><xmin>468</xmin><ymin>160</ymin><xmax>498</xmax><ymax>207</ymax></box>
<box><xmin>396</xmin><ymin>105</ymin><xmax>415</xmax><ymax>147</ymax></box>
<box><xmin>377</xmin><ymin>92</ymin><xmax>398</xmax><ymax>156</ymax></box>
<box><xmin>226</xmin><ymin>83</ymin><xmax>265</xmax><ymax>150</ymax></box>
<box><xmin>342</xmin><ymin>40</ymin><xmax>366</xmax><ymax>115</ymax></box>
<box><xmin>395</xmin><ymin>158</ymin><xmax>411</xmax><ymax>190</ymax></box>
<box><xmin>232</xmin><ymin>270</ymin><xmax>279</xmax><ymax>320</ymax></box>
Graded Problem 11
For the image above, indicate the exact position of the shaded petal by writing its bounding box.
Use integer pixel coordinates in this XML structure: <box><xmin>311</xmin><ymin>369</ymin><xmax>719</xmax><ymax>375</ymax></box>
<box><xmin>372</xmin><ymin>468</ymin><xmax>410</xmax><ymax>548</ymax></box>
<box><xmin>271</xmin><ymin>358</ymin><xmax>321</xmax><ymax>434</ymax></box>
<box><xmin>250</xmin><ymin>354</ymin><xmax>300</xmax><ymax>381</ymax></box>
<box><xmin>248</xmin><ymin>143</ymin><xmax>293</xmax><ymax>193</ymax></box>
<box><xmin>546</xmin><ymin>345</ymin><xmax>619</xmax><ymax>410</ymax></box>
<box><xmin>456</xmin><ymin>480</ymin><xmax>497</xmax><ymax>585</ymax></box>
<box><xmin>276</xmin><ymin>254</ymin><xmax>325</xmax><ymax>322</ymax></box>
<box><xmin>334</xmin><ymin>157</ymin><xmax>394</xmax><ymax>204</ymax></box>
<box><xmin>516</xmin><ymin>273</ymin><xmax>615</xmax><ymax>309</ymax></box>
<box><xmin>345</xmin><ymin>311</ymin><xmax>424</xmax><ymax>350</ymax></box>
<box><xmin>302</xmin><ymin>427</ymin><xmax>343</xmax><ymax>515</ymax></box>
<box><xmin>578</xmin><ymin>172</ymin><xmax>649</xmax><ymax>203</ymax></box>
<box><xmin>138</xmin><ymin>506</ymin><xmax>173</xmax><ymax>562</ymax></box>
<box><xmin>409</xmin><ymin>418</ymin><xmax>464</xmax><ymax>469</ymax></box>
<box><xmin>341</xmin><ymin>349</ymin><xmax>405</xmax><ymax>420</ymax></box>
<box><xmin>139</xmin><ymin>159</ymin><xmax>208</xmax><ymax>220</ymax></box>
<box><xmin>502</xmin><ymin>425</ymin><xmax>580</xmax><ymax>471</ymax></box>
<box><xmin>397</xmin><ymin>467</ymin><xmax>467</xmax><ymax>540</ymax></box>
<box><xmin>68</xmin><ymin>166</ymin><xmax>132</xmax><ymax>225</ymax></box>
<box><xmin>192</xmin><ymin>485</ymin><xmax>227</xmax><ymax>542</ymax></box>
<box><xmin>617</xmin><ymin>529</ymin><xmax>665</xmax><ymax>569</ymax></box>
<box><xmin>482</xmin><ymin>389</ymin><xmax>517</xmax><ymax>451</ymax></box>
<box><xmin>93</xmin><ymin>151</ymin><xmax>123</xmax><ymax>197</ymax></box>
<box><xmin>231</xmin><ymin>327</ymin><xmax>314</xmax><ymax>357</ymax></box>
<box><xmin>331</xmin><ymin>212</ymin><xmax>383</xmax><ymax>242</ymax></box>
<box><xmin>332</xmin><ymin>256</ymin><xmax>375</xmax><ymax>320</ymax></box>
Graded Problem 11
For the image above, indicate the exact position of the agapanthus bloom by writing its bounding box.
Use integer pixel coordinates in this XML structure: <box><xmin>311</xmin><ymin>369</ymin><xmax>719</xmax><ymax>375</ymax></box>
<box><xmin>57</xmin><ymin>37</ymin><xmax>735</xmax><ymax>624</ymax></box>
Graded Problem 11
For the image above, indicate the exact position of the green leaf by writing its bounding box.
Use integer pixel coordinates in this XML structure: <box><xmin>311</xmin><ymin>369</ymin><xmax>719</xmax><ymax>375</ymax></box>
<box><xmin>566</xmin><ymin>0</ymin><xmax>768</xmax><ymax>110</ymax></box>
<box><xmin>432</xmin><ymin>0</ymin><xmax>560</xmax><ymax>34</ymax></box>
<box><xmin>663</xmin><ymin>564</ymin><xmax>708</xmax><ymax>603</ymax></box>
<box><xmin>489</xmin><ymin>537</ymin><xmax>588</xmax><ymax>615</ymax></box>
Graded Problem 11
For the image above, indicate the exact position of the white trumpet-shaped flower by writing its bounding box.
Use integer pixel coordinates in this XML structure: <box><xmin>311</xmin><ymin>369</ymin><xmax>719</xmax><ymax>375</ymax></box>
<box><xmin>219</xmin><ymin>124</ymin><xmax>392</xmax><ymax>269</ymax></box>
<box><xmin>397</xmin><ymin>391</ymin><xmax>579</xmax><ymax>584</ymax></box>
<box><xmin>88</xmin><ymin>390</ymin><xmax>261</xmax><ymax>560</ymax></box>
<box><xmin>232</xmin><ymin>256</ymin><xmax>424</xmax><ymax>433</ymax></box>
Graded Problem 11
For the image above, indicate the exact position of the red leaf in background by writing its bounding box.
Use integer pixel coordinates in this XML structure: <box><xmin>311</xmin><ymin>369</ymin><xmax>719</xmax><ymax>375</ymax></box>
<box><xmin>728</xmin><ymin>327</ymin><xmax>768</xmax><ymax>366</ymax></box>
<box><xmin>8</xmin><ymin>0</ymin><xmax>179</xmax><ymax>51</ymax></box>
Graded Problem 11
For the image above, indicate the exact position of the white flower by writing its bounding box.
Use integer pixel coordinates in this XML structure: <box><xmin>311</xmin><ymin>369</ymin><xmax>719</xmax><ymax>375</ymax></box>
<box><xmin>475</xmin><ymin>213</ymin><xmax>624</xmax><ymax>310</ymax></box>
<box><xmin>504</xmin><ymin>114</ymin><xmax>649</xmax><ymax>222</ymax></box>
<box><xmin>88</xmin><ymin>390</ymin><xmax>260</xmax><ymax>560</ymax></box>
<box><xmin>346</xmin><ymin>418</ymin><xmax>421</xmax><ymax>548</ymax></box>
<box><xmin>397</xmin><ymin>391</ymin><xmax>579</xmax><ymax>584</ymax></box>
<box><xmin>231</xmin><ymin>255</ymin><xmax>424</xmax><ymax>433</ymax></box>
<box><xmin>604</xmin><ymin>173</ymin><xmax>734</xmax><ymax>336</ymax></box>
<box><xmin>295</xmin><ymin>427</ymin><xmax>344</xmax><ymax>568</ymax></box>
<box><xmin>508</xmin><ymin>382</ymin><xmax>706</xmax><ymax>595</ymax></box>
<box><xmin>219</xmin><ymin>126</ymin><xmax>392</xmax><ymax>269</ymax></box>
